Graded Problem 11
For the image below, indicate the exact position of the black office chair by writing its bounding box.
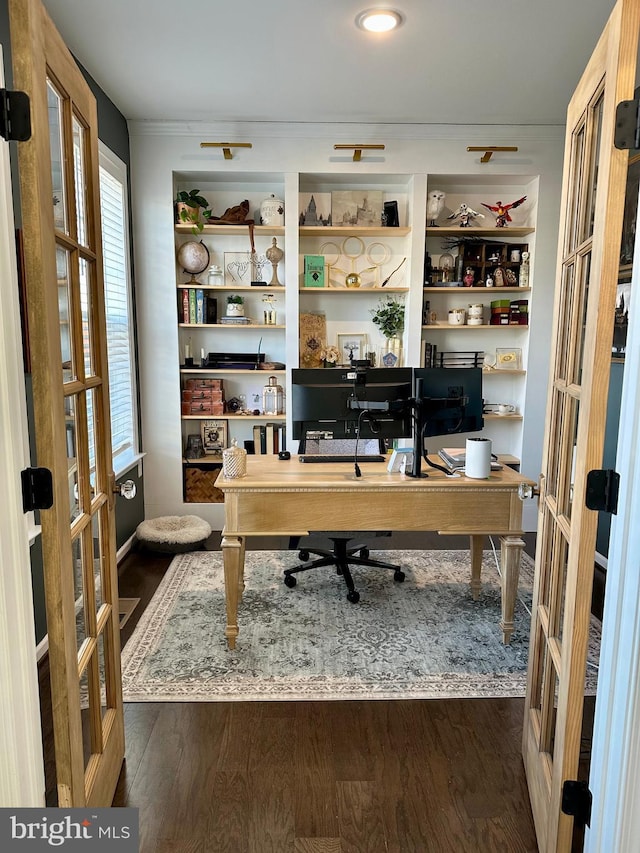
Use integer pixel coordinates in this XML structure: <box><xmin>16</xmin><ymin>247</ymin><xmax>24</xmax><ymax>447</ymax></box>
<box><xmin>284</xmin><ymin>532</ymin><xmax>405</xmax><ymax>603</ymax></box>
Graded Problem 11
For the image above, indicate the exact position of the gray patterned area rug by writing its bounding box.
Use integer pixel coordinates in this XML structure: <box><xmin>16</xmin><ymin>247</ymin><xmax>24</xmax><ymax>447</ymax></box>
<box><xmin>121</xmin><ymin>549</ymin><xmax>600</xmax><ymax>702</ymax></box>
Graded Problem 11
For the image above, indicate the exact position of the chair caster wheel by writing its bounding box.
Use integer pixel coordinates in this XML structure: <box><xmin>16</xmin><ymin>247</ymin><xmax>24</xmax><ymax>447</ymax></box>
<box><xmin>284</xmin><ymin>575</ymin><xmax>297</xmax><ymax>588</ymax></box>
<box><xmin>359</xmin><ymin>547</ymin><xmax>370</xmax><ymax>559</ymax></box>
<box><xmin>298</xmin><ymin>550</ymin><xmax>309</xmax><ymax>561</ymax></box>
<box><xmin>394</xmin><ymin>570</ymin><xmax>405</xmax><ymax>582</ymax></box>
<box><xmin>347</xmin><ymin>590</ymin><xmax>360</xmax><ymax>603</ymax></box>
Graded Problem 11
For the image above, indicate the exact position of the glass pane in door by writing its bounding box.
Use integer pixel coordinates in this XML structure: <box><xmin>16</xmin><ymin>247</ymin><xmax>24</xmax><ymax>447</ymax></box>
<box><xmin>47</xmin><ymin>80</ymin><xmax>67</xmax><ymax>233</ymax></box>
<box><xmin>573</xmin><ymin>251</ymin><xmax>592</xmax><ymax>387</ymax></box>
<box><xmin>72</xmin><ymin>116</ymin><xmax>88</xmax><ymax>247</ymax></box>
<box><xmin>566</xmin><ymin>122</ymin><xmax>586</xmax><ymax>254</ymax></box>
<box><xmin>79</xmin><ymin>257</ymin><xmax>95</xmax><ymax>378</ymax></box>
<box><xmin>65</xmin><ymin>395</ymin><xmax>80</xmax><ymax>522</ymax></box>
<box><xmin>57</xmin><ymin>247</ymin><xmax>74</xmax><ymax>382</ymax></box>
<box><xmin>582</xmin><ymin>91</ymin><xmax>605</xmax><ymax>243</ymax></box>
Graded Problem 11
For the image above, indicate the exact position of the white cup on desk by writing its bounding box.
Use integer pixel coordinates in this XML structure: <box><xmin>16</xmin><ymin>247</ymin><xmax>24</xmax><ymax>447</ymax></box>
<box><xmin>496</xmin><ymin>403</ymin><xmax>516</xmax><ymax>416</ymax></box>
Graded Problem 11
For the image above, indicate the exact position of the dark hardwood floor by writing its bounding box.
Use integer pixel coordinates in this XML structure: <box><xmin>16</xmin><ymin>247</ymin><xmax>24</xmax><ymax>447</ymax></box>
<box><xmin>111</xmin><ymin>533</ymin><xmax>540</xmax><ymax>851</ymax></box>
<box><xmin>41</xmin><ymin>533</ymin><xmax>549</xmax><ymax>850</ymax></box>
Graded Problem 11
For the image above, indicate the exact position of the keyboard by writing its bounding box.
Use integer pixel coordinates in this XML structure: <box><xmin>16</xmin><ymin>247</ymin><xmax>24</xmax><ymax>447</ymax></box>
<box><xmin>299</xmin><ymin>454</ymin><xmax>386</xmax><ymax>463</ymax></box>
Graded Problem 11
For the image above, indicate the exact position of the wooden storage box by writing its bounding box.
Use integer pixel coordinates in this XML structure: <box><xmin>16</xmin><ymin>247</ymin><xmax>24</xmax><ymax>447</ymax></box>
<box><xmin>184</xmin><ymin>463</ymin><xmax>224</xmax><ymax>503</ymax></box>
<box><xmin>186</xmin><ymin>378</ymin><xmax>224</xmax><ymax>391</ymax></box>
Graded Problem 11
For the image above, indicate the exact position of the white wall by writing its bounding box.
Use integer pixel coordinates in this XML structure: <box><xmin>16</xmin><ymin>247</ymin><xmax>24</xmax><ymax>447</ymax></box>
<box><xmin>128</xmin><ymin>120</ymin><xmax>565</xmax><ymax>530</ymax></box>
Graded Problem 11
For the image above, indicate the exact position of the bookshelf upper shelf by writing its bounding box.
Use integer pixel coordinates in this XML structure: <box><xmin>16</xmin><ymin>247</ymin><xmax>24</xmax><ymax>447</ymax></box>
<box><xmin>426</xmin><ymin>226</ymin><xmax>535</xmax><ymax>237</ymax></box>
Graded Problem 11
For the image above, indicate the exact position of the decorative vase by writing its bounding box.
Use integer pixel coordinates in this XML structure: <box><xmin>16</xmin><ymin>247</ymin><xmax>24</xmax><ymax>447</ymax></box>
<box><xmin>380</xmin><ymin>335</ymin><xmax>402</xmax><ymax>368</ymax></box>
<box><xmin>265</xmin><ymin>237</ymin><xmax>284</xmax><ymax>286</ymax></box>
<box><xmin>227</xmin><ymin>302</ymin><xmax>244</xmax><ymax>317</ymax></box>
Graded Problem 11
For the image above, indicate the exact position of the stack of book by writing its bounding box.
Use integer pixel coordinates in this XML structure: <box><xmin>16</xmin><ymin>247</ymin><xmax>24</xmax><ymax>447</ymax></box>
<box><xmin>219</xmin><ymin>315</ymin><xmax>251</xmax><ymax>325</ymax></box>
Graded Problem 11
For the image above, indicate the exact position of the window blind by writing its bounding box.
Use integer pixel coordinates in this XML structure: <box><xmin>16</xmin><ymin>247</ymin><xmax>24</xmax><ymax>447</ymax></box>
<box><xmin>98</xmin><ymin>147</ymin><xmax>137</xmax><ymax>472</ymax></box>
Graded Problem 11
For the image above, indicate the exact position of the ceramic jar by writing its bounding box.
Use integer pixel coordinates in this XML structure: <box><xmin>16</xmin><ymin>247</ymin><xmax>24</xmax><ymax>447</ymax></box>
<box><xmin>448</xmin><ymin>308</ymin><xmax>466</xmax><ymax>326</ymax></box>
<box><xmin>208</xmin><ymin>265</ymin><xmax>224</xmax><ymax>286</ymax></box>
<box><xmin>260</xmin><ymin>193</ymin><xmax>285</xmax><ymax>226</ymax></box>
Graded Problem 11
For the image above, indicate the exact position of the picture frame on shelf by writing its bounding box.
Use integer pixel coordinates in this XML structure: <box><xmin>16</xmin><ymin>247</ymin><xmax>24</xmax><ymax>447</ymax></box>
<box><xmin>495</xmin><ymin>347</ymin><xmax>523</xmax><ymax>370</ymax></box>
<box><xmin>201</xmin><ymin>419</ymin><xmax>228</xmax><ymax>455</ymax></box>
<box><xmin>224</xmin><ymin>251</ymin><xmax>269</xmax><ymax>286</ymax></box>
<box><xmin>331</xmin><ymin>190</ymin><xmax>383</xmax><ymax>227</ymax></box>
<box><xmin>299</xmin><ymin>192</ymin><xmax>331</xmax><ymax>226</ymax></box>
<box><xmin>337</xmin><ymin>332</ymin><xmax>368</xmax><ymax>365</ymax></box>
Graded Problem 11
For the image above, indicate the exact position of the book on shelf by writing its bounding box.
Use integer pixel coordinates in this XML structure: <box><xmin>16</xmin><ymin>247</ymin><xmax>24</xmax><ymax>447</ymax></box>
<box><xmin>196</xmin><ymin>289</ymin><xmax>204</xmax><ymax>324</ymax></box>
<box><xmin>188</xmin><ymin>289</ymin><xmax>197</xmax><ymax>324</ymax></box>
<box><xmin>422</xmin><ymin>341</ymin><xmax>437</xmax><ymax>367</ymax></box>
<box><xmin>181</xmin><ymin>288</ymin><xmax>190</xmax><ymax>323</ymax></box>
<box><xmin>252</xmin><ymin>424</ymin><xmax>267</xmax><ymax>454</ymax></box>
<box><xmin>303</xmin><ymin>255</ymin><xmax>325</xmax><ymax>287</ymax></box>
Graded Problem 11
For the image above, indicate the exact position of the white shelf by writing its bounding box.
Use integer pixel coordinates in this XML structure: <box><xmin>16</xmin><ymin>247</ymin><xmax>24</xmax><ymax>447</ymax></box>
<box><xmin>300</xmin><ymin>286</ymin><xmax>408</xmax><ymax>294</ymax></box>
<box><xmin>178</xmin><ymin>323</ymin><xmax>285</xmax><ymax>329</ymax></box>
<box><xmin>180</xmin><ymin>368</ymin><xmax>285</xmax><ymax>375</ymax></box>
<box><xmin>423</xmin><ymin>286</ymin><xmax>531</xmax><ymax>294</ymax></box>
<box><xmin>423</xmin><ymin>323</ymin><xmax>528</xmax><ymax>330</ymax></box>
<box><xmin>182</xmin><ymin>414</ymin><xmax>285</xmax><ymax>421</ymax></box>
<box><xmin>177</xmin><ymin>285</ymin><xmax>286</xmax><ymax>293</ymax></box>
<box><xmin>426</xmin><ymin>226</ymin><xmax>534</xmax><ymax>237</ymax></box>
<box><xmin>176</xmin><ymin>224</ymin><xmax>285</xmax><ymax>237</ymax></box>
<box><xmin>300</xmin><ymin>226</ymin><xmax>411</xmax><ymax>237</ymax></box>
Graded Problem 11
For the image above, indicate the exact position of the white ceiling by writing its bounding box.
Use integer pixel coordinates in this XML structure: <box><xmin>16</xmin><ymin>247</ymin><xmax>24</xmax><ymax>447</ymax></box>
<box><xmin>42</xmin><ymin>0</ymin><xmax>616</xmax><ymax>127</ymax></box>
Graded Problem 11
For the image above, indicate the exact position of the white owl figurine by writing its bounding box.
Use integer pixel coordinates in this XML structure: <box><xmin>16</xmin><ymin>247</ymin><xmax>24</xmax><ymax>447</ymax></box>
<box><xmin>427</xmin><ymin>189</ymin><xmax>446</xmax><ymax>226</ymax></box>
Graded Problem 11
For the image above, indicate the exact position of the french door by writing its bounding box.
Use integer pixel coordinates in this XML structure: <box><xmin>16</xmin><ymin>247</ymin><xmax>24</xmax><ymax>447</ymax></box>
<box><xmin>10</xmin><ymin>0</ymin><xmax>125</xmax><ymax>805</ymax></box>
<box><xmin>522</xmin><ymin>0</ymin><xmax>640</xmax><ymax>849</ymax></box>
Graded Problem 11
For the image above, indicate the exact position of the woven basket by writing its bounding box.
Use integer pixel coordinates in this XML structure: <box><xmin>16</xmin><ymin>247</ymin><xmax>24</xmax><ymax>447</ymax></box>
<box><xmin>184</xmin><ymin>465</ymin><xmax>224</xmax><ymax>503</ymax></box>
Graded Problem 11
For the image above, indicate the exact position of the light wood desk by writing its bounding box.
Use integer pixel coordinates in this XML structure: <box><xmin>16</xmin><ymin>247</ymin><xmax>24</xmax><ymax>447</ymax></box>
<box><xmin>216</xmin><ymin>456</ymin><xmax>535</xmax><ymax>649</ymax></box>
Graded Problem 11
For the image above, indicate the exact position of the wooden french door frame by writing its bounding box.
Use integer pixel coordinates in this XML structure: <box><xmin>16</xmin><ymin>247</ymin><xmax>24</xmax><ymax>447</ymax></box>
<box><xmin>522</xmin><ymin>1</ymin><xmax>640</xmax><ymax>850</ymax></box>
<box><xmin>9</xmin><ymin>0</ymin><xmax>124</xmax><ymax>806</ymax></box>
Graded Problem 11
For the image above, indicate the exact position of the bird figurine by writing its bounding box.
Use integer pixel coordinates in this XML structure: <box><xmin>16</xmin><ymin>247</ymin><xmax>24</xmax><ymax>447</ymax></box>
<box><xmin>446</xmin><ymin>202</ymin><xmax>484</xmax><ymax>228</ymax></box>
<box><xmin>481</xmin><ymin>196</ymin><xmax>527</xmax><ymax>227</ymax></box>
<box><xmin>426</xmin><ymin>189</ymin><xmax>446</xmax><ymax>226</ymax></box>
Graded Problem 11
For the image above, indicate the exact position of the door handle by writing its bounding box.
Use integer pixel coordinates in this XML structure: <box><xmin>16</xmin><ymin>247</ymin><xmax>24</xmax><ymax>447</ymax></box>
<box><xmin>113</xmin><ymin>479</ymin><xmax>137</xmax><ymax>500</ymax></box>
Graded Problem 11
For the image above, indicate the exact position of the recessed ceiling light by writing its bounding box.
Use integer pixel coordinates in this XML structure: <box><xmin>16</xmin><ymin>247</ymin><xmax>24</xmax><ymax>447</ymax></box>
<box><xmin>356</xmin><ymin>9</ymin><xmax>403</xmax><ymax>33</ymax></box>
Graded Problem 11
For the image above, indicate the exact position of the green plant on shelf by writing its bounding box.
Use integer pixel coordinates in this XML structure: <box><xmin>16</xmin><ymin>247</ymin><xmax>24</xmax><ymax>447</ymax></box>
<box><xmin>226</xmin><ymin>294</ymin><xmax>244</xmax><ymax>304</ymax></box>
<box><xmin>176</xmin><ymin>189</ymin><xmax>212</xmax><ymax>234</ymax></box>
<box><xmin>371</xmin><ymin>296</ymin><xmax>405</xmax><ymax>338</ymax></box>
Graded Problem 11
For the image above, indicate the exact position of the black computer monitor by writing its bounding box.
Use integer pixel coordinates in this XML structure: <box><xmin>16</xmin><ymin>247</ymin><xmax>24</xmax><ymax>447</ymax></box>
<box><xmin>291</xmin><ymin>366</ymin><xmax>413</xmax><ymax>442</ymax></box>
<box><xmin>409</xmin><ymin>367</ymin><xmax>484</xmax><ymax>477</ymax></box>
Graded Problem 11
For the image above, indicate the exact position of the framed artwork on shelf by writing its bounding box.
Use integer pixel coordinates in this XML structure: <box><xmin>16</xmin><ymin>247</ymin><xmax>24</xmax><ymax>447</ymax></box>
<box><xmin>201</xmin><ymin>419</ymin><xmax>227</xmax><ymax>455</ymax></box>
<box><xmin>224</xmin><ymin>251</ymin><xmax>269</xmax><ymax>285</ymax></box>
<box><xmin>337</xmin><ymin>332</ymin><xmax>368</xmax><ymax>365</ymax></box>
<box><xmin>331</xmin><ymin>190</ymin><xmax>383</xmax><ymax>227</ymax></box>
<box><xmin>299</xmin><ymin>192</ymin><xmax>332</xmax><ymax>226</ymax></box>
<box><xmin>495</xmin><ymin>348</ymin><xmax>523</xmax><ymax>370</ymax></box>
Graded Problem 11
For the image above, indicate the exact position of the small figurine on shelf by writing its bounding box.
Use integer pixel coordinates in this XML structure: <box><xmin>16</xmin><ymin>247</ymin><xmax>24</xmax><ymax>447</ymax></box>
<box><xmin>463</xmin><ymin>267</ymin><xmax>476</xmax><ymax>287</ymax></box>
<box><xmin>446</xmin><ymin>203</ymin><xmax>485</xmax><ymax>228</ymax></box>
<box><xmin>519</xmin><ymin>251</ymin><xmax>530</xmax><ymax>287</ymax></box>
<box><xmin>481</xmin><ymin>196</ymin><xmax>527</xmax><ymax>227</ymax></box>
<box><xmin>426</xmin><ymin>189</ymin><xmax>446</xmax><ymax>226</ymax></box>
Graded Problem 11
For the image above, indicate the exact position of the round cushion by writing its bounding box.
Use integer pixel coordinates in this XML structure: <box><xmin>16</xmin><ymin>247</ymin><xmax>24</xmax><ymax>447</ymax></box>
<box><xmin>136</xmin><ymin>515</ymin><xmax>212</xmax><ymax>553</ymax></box>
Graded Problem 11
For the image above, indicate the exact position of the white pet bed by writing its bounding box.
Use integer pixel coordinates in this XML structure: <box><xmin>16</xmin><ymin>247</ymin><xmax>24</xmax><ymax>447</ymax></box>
<box><xmin>136</xmin><ymin>515</ymin><xmax>212</xmax><ymax>553</ymax></box>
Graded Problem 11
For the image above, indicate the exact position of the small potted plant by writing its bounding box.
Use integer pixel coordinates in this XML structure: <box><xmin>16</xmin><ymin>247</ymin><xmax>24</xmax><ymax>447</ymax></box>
<box><xmin>226</xmin><ymin>293</ymin><xmax>245</xmax><ymax>317</ymax></box>
<box><xmin>175</xmin><ymin>189</ymin><xmax>212</xmax><ymax>234</ymax></box>
<box><xmin>371</xmin><ymin>296</ymin><xmax>405</xmax><ymax>366</ymax></box>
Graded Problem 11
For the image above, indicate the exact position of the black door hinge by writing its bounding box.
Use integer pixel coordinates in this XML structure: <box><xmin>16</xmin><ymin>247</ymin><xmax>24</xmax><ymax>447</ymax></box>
<box><xmin>585</xmin><ymin>469</ymin><xmax>619</xmax><ymax>514</ymax></box>
<box><xmin>0</xmin><ymin>89</ymin><xmax>31</xmax><ymax>142</ymax></box>
<box><xmin>615</xmin><ymin>87</ymin><xmax>640</xmax><ymax>150</ymax></box>
<box><xmin>561</xmin><ymin>779</ymin><xmax>592</xmax><ymax>828</ymax></box>
<box><xmin>21</xmin><ymin>467</ymin><xmax>54</xmax><ymax>512</ymax></box>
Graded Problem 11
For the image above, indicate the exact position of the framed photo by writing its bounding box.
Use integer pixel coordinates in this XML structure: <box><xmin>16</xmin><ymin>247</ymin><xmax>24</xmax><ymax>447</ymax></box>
<box><xmin>331</xmin><ymin>190</ymin><xmax>383</xmax><ymax>227</ymax></box>
<box><xmin>224</xmin><ymin>251</ymin><xmax>269</xmax><ymax>285</ymax></box>
<box><xmin>495</xmin><ymin>347</ymin><xmax>523</xmax><ymax>370</ymax></box>
<box><xmin>337</xmin><ymin>332</ymin><xmax>368</xmax><ymax>365</ymax></box>
<box><xmin>299</xmin><ymin>192</ymin><xmax>331</xmax><ymax>226</ymax></box>
<box><xmin>201</xmin><ymin>419</ymin><xmax>227</xmax><ymax>456</ymax></box>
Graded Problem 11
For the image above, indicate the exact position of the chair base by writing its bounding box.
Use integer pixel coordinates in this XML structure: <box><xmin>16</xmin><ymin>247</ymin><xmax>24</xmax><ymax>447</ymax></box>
<box><xmin>283</xmin><ymin>536</ymin><xmax>405</xmax><ymax>602</ymax></box>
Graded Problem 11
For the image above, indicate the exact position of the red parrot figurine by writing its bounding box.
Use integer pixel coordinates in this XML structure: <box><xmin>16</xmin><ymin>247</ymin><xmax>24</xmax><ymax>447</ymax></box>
<box><xmin>481</xmin><ymin>196</ymin><xmax>527</xmax><ymax>227</ymax></box>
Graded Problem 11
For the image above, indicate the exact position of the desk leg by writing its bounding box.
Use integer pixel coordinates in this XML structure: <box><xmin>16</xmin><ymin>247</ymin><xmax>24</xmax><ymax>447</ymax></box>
<box><xmin>469</xmin><ymin>535</ymin><xmax>484</xmax><ymax>601</ymax></box>
<box><xmin>499</xmin><ymin>536</ymin><xmax>525</xmax><ymax>644</ymax></box>
<box><xmin>221</xmin><ymin>534</ymin><xmax>245</xmax><ymax>650</ymax></box>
